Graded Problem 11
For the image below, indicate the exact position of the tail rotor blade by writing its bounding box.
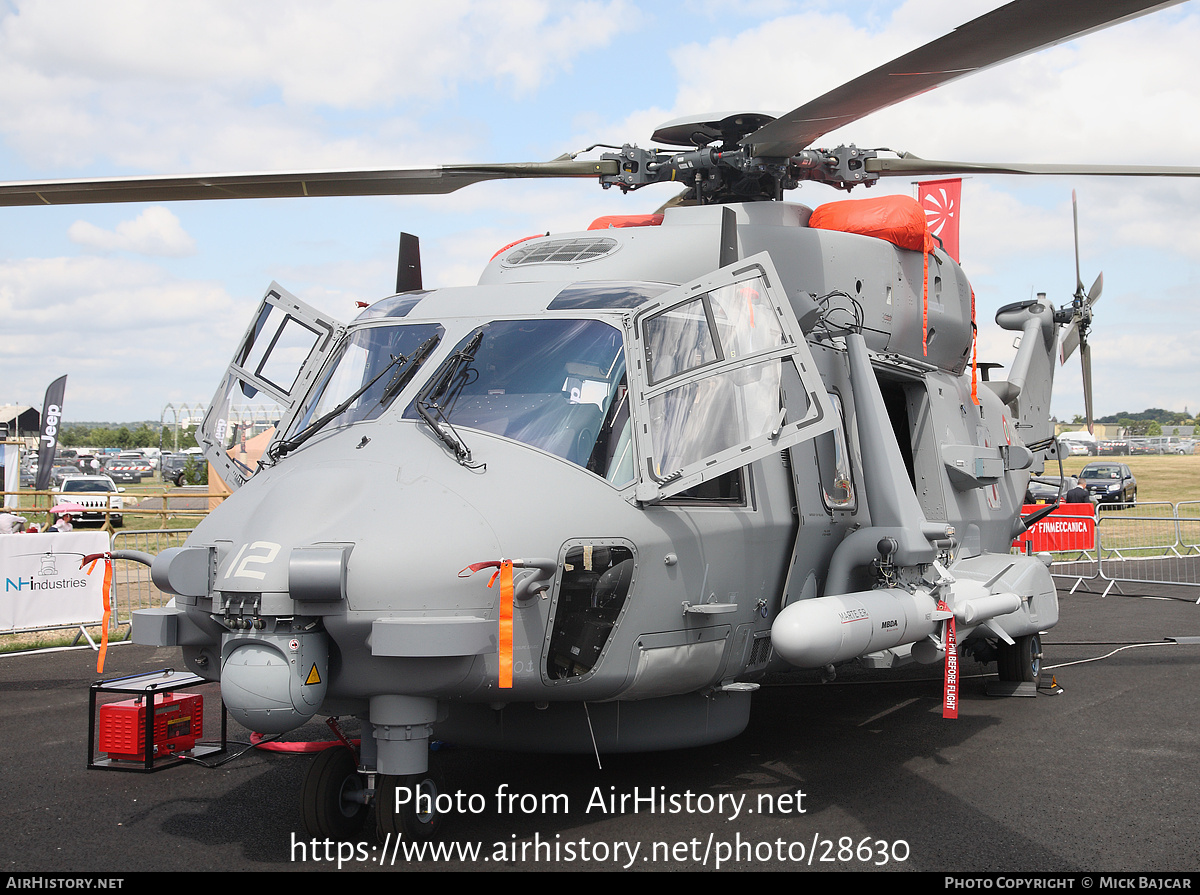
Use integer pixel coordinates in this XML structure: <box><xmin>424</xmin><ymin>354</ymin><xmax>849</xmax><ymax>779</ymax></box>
<box><xmin>1060</xmin><ymin>321</ymin><xmax>1081</xmax><ymax>364</ymax></box>
<box><xmin>1073</xmin><ymin>190</ymin><xmax>1085</xmax><ymax>297</ymax></box>
<box><xmin>1081</xmin><ymin>342</ymin><xmax>1094</xmax><ymax>434</ymax></box>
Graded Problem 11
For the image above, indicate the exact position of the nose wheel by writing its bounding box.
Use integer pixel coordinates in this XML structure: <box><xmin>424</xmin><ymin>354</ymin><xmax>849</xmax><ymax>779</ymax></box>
<box><xmin>300</xmin><ymin>745</ymin><xmax>369</xmax><ymax>839</ymax></box>
<box><xmin>375</xmin><ymin>763</ymin><xmax>447</xmax><ymax>842</ymax></box>
<box><xmin>997</xmin><ymin>632</ymin><xmax>1042</xmax><ymax>685</ymax></box>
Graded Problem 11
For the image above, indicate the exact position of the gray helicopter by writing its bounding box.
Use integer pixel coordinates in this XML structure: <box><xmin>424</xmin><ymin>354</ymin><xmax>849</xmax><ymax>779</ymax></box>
<box><xmin>2</xmin><ymin>0</ymin><xmax>1197</xmax><ymax>842</ymax></box>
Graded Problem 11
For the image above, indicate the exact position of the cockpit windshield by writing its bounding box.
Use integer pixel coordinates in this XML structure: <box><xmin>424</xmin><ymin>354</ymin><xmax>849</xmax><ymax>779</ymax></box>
<box><xmin>405</xmin><ymin>318</ymin><xmax>627</xmax><ymax>472</ymax></box>
<box><xmin>286</xmin><ymin>322</ymin><xmax>443</xmax><ymax>439</ymax></box>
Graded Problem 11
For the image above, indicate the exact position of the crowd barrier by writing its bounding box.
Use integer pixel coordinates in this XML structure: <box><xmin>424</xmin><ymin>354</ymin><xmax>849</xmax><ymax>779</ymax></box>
<box><xmin>1020</xmin><ymin>501</ymin><xmax>1200</xmax><ymax>598</ymax></box>
<box><xmin>108</xmin><ymin>529</ymin><xmax>192</xmax><ymax>627</ymax></box>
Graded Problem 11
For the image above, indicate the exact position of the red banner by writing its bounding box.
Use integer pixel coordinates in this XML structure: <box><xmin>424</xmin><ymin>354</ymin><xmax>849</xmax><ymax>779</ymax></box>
<box><xmin>917</xmin><ymin>178</ymin><xmax>962</xmax><ymax>262</ymax></box>
<box><xmin>1012</xmin><ymin>503</ymin><xmax>1097</xmax><ymax>552</ymax></box>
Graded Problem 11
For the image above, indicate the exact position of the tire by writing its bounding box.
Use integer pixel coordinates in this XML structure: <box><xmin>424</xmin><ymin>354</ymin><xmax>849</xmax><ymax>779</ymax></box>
<box><xmin>997</xmin><ymin>633</ymin><xmax>1042</xmax><ymax>684</ymax></box>
<box><xmin>300</xmin><ymin>746</ymin><xmax>368</xmax><ymax>839</ymax></box>
<box><xmin>375</xmin><ymin>764</ymin><xmax>446</xmax><ymax>842</ymax></box>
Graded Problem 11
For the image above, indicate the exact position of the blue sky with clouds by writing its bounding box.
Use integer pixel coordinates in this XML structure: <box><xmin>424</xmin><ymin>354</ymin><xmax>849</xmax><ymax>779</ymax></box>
<box><xmin>1</xmin><ymin>0</ymin><xmax>1197</xmax><ymax>424</ymax></box>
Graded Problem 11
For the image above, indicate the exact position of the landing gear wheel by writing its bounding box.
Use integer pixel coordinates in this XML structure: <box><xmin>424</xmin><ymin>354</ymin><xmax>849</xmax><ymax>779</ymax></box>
<box><xmin>375</xmin><ymin>765</ymin><xmax>446</xmax><ymax>842</ymax></box>
<box><xmin>997</xmin><ymin>633</ymin><xmax>1042</xmax><ymax>684</ymax></box>
<box><xmin>300</xmin><ymin>745</ymin><xmax>368</xmax><ymax>839</ymax></box>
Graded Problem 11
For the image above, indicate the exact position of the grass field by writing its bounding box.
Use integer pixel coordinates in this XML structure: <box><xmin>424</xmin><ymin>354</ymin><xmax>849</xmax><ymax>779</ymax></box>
<box><xmin>1058</xmin><ymin>453</ymin><xmax>1200</xmax><ymax>506</ymax></box>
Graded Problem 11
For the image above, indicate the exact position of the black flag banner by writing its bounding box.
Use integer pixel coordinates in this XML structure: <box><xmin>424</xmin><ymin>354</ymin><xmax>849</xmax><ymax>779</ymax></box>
<box><xmin>33</xmin><ymin>375</ymin><xmax>67</xmax><ymax>492</ymax></box>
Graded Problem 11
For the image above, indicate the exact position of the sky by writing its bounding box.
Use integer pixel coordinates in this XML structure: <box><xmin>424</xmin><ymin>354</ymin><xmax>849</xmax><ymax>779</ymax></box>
<box><xmin>1</xmin><ymin>0</ymin><xmax>1197</xmax><ymax>426</ymax></box>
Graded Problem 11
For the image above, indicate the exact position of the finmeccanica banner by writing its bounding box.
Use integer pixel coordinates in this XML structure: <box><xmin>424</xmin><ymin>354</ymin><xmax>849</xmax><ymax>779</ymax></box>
<box><xmin>1012</xmin><ymin>503</ymin><xmax>1097</xmax><ymax>553</ymax></box>
<box><xmin>1</xmin><ymin>531</ymin><xmax>107</xmax><ymax>630</ymax></box>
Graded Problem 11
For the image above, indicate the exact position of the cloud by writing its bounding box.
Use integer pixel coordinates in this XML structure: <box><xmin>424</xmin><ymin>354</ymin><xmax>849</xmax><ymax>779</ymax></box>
<box><xmin>67</xmin><ymin>206</ymin><xmax>196</xmax><ymax>256</ymax></box>
<box><xmin>1</xmin><ymin>0</ymin><xmax>1196</xmax><ymax>423</ymax></box>
<box><xmin>0</xmin><ymin>1</ymin><xmax>633</xmax><ymax>173</ymax></box>
<box><xmin>0</xmin><ymin>253</ymin><xmax>241</xmax><ymax>413</ymax></box>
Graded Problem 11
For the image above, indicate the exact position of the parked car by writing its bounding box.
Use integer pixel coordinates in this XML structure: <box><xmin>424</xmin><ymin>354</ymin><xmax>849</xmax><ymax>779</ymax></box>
<box><xmin>1099</xmin><ymin>439</ymin><xmax>1130</xmax><ymax>456</ymax></box>
<box><xmin>161</xmin><ymin>452</ymin><xmax>189</xmax><ymax>486</ymax></box>
<box><xmin>1148</xmin><ymin>436</ymin><xmax>1195</xmax><ymax>455</ymax></box>
<box><xmin>1077</xmin><ymin>462</ymin><xmax>1137</xmax><ymax>508</ymax></box>
<box><xmin>1057</xmin><ymin>434</ymin><xmax>1097</xmax><ymax>456</ymax></box>
<box><xmin>104</xmin><ymin>453</ymin><xmax>153</xmax><ymax>483</ymax></box>
<box><xmin>50</xmin><ymin>465</ymin><xmax>81</xmax><ymax>487</ymax></box>
<box><xmin>57</xmin><ymin>475</ymin><xmax>125</xmax><ymax>526</ymax></box>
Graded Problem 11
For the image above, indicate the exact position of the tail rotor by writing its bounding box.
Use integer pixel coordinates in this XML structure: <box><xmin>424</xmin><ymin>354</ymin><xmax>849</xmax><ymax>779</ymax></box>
<box><xmin>1057</xmin><ymin>191</ymin><xmax>1102</xmax><ymax>433</ymax></box>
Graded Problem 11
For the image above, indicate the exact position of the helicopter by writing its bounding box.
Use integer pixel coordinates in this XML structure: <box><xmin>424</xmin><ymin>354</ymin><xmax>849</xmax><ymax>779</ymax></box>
<box><xmin>2</xmin><ymin>0</ymin><xmax>1199</xmax><ymax>842</ymax></box>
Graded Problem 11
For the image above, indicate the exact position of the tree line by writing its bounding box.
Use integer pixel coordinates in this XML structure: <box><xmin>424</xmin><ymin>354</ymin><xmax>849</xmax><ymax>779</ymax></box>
<box><xmin>1067</xmin><ymin>408</ymin><xmax>1195</xmax><ymax>436</ymax></box>
<box><xmin>58</xmin><ymin>424</ymin><xmax>199</xmax><ymax>451</ymax></box>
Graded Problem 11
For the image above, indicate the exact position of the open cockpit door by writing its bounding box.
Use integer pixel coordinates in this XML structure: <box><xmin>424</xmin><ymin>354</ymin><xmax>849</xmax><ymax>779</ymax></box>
<box><xmin>626</xmin><ymin>252</ymin><xmax>837</xmax><ymax>503</ymax></box>
<box><xmin>200</xmin><ymin>283</ymin><xmax>343</xmax><ymax>489</ymax></box>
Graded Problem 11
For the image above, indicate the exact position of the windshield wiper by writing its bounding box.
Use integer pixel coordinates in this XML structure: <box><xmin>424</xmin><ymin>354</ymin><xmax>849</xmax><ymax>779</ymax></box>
<box><xmin>271</xmin><ymin>335</ymin><xmax>439</xmax><ymax>461</ymax></box>
<box><xmin>414</xmin><ymin>327</ymin><xmax>486</xmax><ymax>469</ymax></box>
<box><xmin>379</xmin><ymin>333</ymin><xmax>441</xmax><ymax>407</ymax></box>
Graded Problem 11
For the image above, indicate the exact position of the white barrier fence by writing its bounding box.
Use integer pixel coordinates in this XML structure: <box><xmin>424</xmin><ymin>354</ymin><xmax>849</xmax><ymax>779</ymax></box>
<box><xmin>1042</xmin><ymin>501</ymin><xmax>1200</xmax><ymax>597</ymax></box>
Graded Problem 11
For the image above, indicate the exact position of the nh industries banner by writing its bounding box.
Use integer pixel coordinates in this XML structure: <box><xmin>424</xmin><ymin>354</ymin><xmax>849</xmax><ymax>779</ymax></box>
<box><xmin>1</xmin><ymin>531</ymin><xmax>108</xmax><ymax>631</ymax></box>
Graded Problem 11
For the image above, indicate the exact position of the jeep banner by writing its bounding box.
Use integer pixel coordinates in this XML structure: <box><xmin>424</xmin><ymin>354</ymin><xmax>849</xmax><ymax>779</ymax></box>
<box><xmin>1</xmin><ymin>531</ymin><xmax>107</xmax><ymax>631</ymax></box>
<box><xmin>34</xmin><ymin>374</ymin><xmax>67</xmax><ymax>493</ymax></box>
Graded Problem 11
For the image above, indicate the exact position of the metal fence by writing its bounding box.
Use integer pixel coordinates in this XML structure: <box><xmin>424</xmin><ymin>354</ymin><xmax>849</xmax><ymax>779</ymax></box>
<box><xmin>1043</xmin><ymin>501</ymin><xmax>1200</xmax><ymax>597</ymax></box>
<box><xmin>108</xmin><ymin>529</ymin><xmax>192</xmax><ymax>627</ymax></box>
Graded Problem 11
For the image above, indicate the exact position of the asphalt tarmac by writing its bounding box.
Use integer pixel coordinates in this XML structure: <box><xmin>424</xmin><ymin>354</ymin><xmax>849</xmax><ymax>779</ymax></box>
<box><xmin>1</xmin><ymin>582</ymin><xmax>1197</xmax><ymax>874</ymax></box>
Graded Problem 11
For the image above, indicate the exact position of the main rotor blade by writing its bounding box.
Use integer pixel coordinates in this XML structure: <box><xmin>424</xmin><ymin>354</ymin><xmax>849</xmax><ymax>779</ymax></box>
<box><xmin>0</xmin><ymin>159</ymin><xmax>618</xmax><ymax>207</ymax></box>
<box><xmin>865</xmin><ymin>156</ymin><xmax>1200</xmax><ymax>179</ymax></box>
<box><xmin>743</xmin><ymin>0</ymin><xmax>1186</xmax><ymax>157</ymax></box>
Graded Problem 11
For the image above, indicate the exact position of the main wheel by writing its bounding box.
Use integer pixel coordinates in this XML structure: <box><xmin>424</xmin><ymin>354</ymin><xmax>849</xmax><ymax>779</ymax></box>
<box><xmin>300</xmin><ymin>745</ymin><xmax>369</xmax><ymax>839</ymax></box>
<box><xmin>375</xmin><ymin>765</ymin><xmax>446</xmax><ymax>842</ymax></box>
<box><xmin>997</xmin><ymin>633</ymin><xmax>1042</xmax><ymax>684</ymax></box>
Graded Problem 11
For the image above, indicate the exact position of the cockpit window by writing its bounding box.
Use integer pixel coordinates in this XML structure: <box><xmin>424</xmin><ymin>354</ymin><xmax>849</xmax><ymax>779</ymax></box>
<box><xmin>548</xmin><ymin>282</ymin><xmax>672</xmax><ymax>310</ymax></box>
<box><xmin>354</xmin><ymin>293</ymin><xmax>429</xmax><ymax>320</ymax></box>
<box><xmin>404</xmin><ymin>319</ymin><xmax>626</xmax><ymax>471</ymax></box>
<box><xmin>288</xmin><ymin>322</ymin><xmax>443</xmax><ymax>437</ymax></box>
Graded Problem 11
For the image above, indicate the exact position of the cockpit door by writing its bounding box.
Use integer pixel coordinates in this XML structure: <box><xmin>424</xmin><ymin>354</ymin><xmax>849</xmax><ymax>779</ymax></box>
<box><xmin>200</xmin><ymin>282</ymin><xmax>343</xmax><ymax>490</ymax></box>
<box><xmin>626</xmin><ymin>252</ymin><xmax>836</xmax><ymax>504</ymax></box>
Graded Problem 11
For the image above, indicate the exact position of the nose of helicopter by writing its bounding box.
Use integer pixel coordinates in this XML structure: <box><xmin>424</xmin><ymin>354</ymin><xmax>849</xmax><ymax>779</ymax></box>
<box><xmin>168</xmin><ymin>433</ymin><xmax>510</xmax><ymax>735</ymax></box>
<box><xmin>192</xmin><ymin>436</ymin><xmax>507</xmax><ymax>612</ymax></box>
<box><xmin>150</xmin><ymin>422</ymin><xmax>635</xmax><ymax>743</ymax></box>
